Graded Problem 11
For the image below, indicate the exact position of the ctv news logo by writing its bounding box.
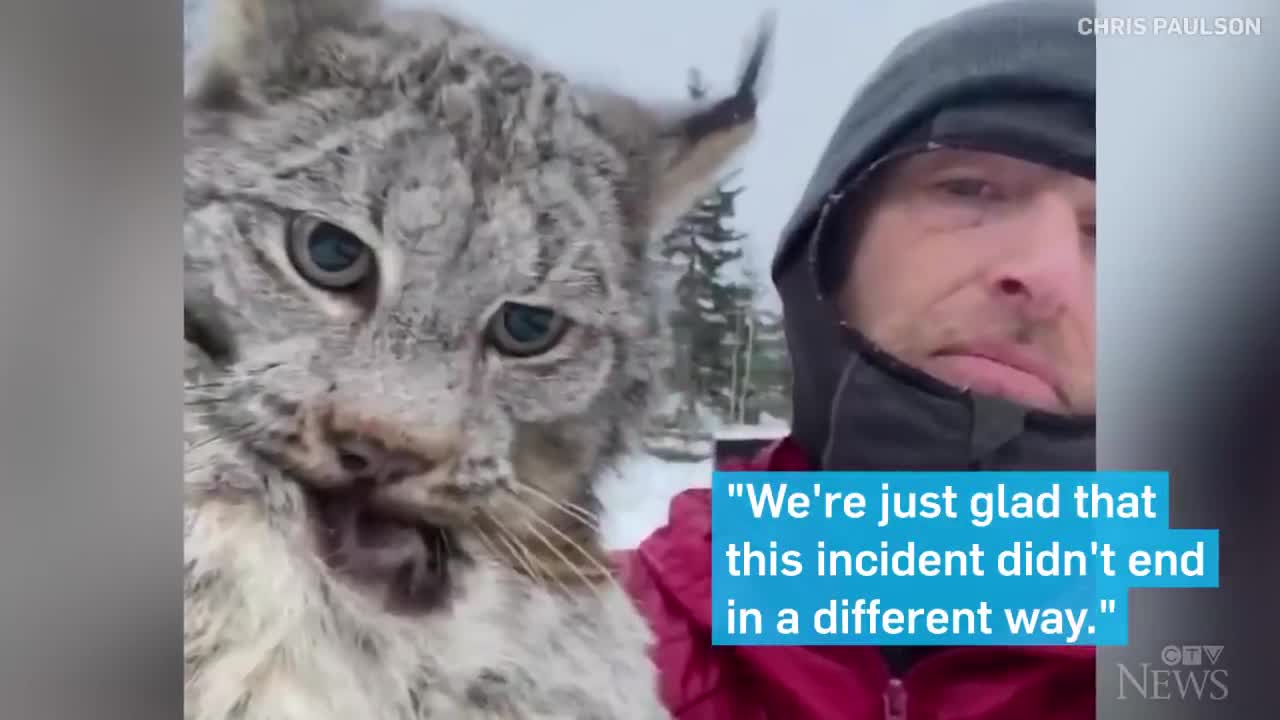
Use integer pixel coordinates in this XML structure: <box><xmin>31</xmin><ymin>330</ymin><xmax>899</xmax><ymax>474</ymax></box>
<box><xmin>1117</xmin><ymin>645</ymin><xmax>1228</xmax><ymax>701</ymax></box>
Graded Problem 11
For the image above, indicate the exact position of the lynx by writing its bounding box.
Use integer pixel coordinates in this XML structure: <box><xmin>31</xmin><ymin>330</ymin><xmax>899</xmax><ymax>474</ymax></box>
<box><xmin>183</xmin><ymin>1</ymin><xmax>772</xmax><ymax>718</ymax></box>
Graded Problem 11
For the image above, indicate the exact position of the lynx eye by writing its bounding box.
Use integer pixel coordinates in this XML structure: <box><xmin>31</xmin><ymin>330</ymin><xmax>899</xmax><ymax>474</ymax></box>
<box><xmin>286</xmin><ymin>215</ymin><xmax>374</xmax><ymax>290</ymax></box>
<box><xmin>486</xmin><ymin>302</ymin><xmax>569</xmax><ymax>357</ymax></box>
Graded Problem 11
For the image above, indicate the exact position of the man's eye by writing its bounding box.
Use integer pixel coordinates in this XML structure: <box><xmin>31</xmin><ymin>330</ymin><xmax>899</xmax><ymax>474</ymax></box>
<box><xmin>934</xmin><ymin>177</ymin><xmax>997</xmax><ymax>198</ymax></box>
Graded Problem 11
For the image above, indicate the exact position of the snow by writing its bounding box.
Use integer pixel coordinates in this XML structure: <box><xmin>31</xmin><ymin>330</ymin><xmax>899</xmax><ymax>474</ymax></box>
<box><xmin>643</xmin><ymin>432</ymin><xmax>712</xmax><ymax>458</ymax></box>
<box><xmin>757</xmin><ymin>411</ymin><xmax>786</xmax><ymax>426</ymax></box>
<box><xmin>597</xmin><ymin>454</ymin><xmax>711</xmax><ymax>549</ymax></box>
<box><xmin>598</xmin><ymin>418</ymin><xmax>789</xmax><ymax>550</ymax></box>
<box><xmin>714</xmin><ymin>418</ymin><xmax>789</xmax><ymax>439</ymax></box>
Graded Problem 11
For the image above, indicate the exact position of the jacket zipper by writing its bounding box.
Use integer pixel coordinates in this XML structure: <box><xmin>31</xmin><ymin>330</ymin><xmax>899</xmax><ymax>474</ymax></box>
<box><xmin>883</xmin><ymin>677</ymin><xmax>907</xmax><ymax>720</ymax></box>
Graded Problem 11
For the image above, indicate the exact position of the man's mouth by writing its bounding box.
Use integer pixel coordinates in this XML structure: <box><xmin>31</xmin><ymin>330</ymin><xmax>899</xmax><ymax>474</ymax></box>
<box><xmin>304</xmin><ymin>485</ymin><xmax>455</xmax><ymax>614</ymax></box>
<box><xmin>927</xmin><ymin>341</ymin><xmax>1064</xmax><ymax>412</ymax></box>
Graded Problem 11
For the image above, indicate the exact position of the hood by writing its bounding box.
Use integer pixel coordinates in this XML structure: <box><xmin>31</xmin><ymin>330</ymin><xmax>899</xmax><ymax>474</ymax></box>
<box><xmin>773</xmin><ymin>0</ymin><xmax>1097</xmax><ymax>471</ymax></box>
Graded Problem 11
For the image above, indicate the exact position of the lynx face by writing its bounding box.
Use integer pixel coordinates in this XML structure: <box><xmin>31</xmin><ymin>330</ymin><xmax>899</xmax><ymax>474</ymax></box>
<box><xmin>183</xmin><ymin>1</ymin><xmax>769</xmax><ymax>717</ymax></box>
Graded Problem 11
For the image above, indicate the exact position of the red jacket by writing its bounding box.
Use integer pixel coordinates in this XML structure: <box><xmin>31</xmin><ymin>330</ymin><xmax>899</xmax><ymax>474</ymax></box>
<box><xmin>614</xmin><ymin>437</ymin><xmax>1096</xmax><ymax>720</ymax></box>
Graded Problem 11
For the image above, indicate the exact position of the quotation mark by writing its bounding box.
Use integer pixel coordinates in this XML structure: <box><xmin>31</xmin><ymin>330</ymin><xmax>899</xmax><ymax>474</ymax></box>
<box><xmin>1099</xmin><ymin>598</ymin><xmax>1116</xmax><ymax>614</ymax></box>
<box><xmin>727</xmin><ymin>482</ymin><xmax>745</xmax><ymax>498</ymax></box>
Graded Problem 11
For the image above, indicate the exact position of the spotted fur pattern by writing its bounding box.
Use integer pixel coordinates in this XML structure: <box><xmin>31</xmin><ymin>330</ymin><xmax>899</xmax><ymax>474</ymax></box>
<box><xmin>184</xmin><ymin>1</ymin><xmax>771</xmax><ymax>718</ymax></box>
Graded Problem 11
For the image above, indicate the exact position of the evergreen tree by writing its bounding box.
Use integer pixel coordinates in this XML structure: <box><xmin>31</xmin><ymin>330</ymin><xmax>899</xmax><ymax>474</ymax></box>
<box><xmin>642</xmin><ymin>68</ymin><xmax>760</xmax><ymax>459</ymax></box>
<box><xmin>644</xmin><ymin>67</ymin><xmax>795</xmax><ymax>455</ymax></box>
<box><xmin>739</xmin><ymin>305</ymin><xmax>792</xmax><ymax>424</ymax></box>
<box><xmin>658</xmin><ymin>70</ymin><xmax>756</xmax><ymax>424</ymax></box>
<box><xmin>725</xmin><ymin>264</ymin><xmax>792</xmax><ymax>426</ymax></box>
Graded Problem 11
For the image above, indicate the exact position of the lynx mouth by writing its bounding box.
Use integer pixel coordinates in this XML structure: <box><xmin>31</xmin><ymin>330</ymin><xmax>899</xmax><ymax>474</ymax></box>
<box><xmin>303</xmin><ymin>485</ymin><xmax>456</xmax><ymax>614</ymax></box>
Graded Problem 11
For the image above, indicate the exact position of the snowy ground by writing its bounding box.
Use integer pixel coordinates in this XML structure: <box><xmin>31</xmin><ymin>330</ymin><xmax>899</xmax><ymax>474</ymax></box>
<box><xmin>597</xmin><ymin>419</ymin><xmax>788</xmax><ymax>549</ymax></box>
<box><xmin>596</xmin><ymin>454</ymin><xmax>712</xmax><ymax>550</ymax></box>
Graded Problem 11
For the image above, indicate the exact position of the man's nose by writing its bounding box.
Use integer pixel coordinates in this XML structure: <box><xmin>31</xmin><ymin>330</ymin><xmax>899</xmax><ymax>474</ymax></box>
<box><xmin>986</xmin><ymin>190</ymin><xmax>1093</xmax><ymax>321</ymax></box>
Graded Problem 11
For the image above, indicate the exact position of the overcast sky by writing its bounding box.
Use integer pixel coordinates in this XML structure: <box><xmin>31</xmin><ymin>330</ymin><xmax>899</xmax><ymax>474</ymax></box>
<box><xmin>187</xmin><ymin>0</ymin><xmax>995</xmax><ymax>303</ymax></box>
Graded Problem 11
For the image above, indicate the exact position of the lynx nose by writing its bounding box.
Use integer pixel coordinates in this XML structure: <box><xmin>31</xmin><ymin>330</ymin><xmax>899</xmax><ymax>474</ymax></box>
<box><xmin>335</xmin><ymin>437</ymin><xmax>437</xmax><ymax>487</ymax></box>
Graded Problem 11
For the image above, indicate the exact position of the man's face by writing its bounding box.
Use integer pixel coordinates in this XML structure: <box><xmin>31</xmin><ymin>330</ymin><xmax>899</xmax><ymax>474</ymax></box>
<box><xmin>840</xmin><ymin>147</ymin><xmax>1096</xmax><ymax>415</ymax></box>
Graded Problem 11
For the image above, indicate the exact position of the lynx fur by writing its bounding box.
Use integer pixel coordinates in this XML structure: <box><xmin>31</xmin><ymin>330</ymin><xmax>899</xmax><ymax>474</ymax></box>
<box><xmin>183</xmin><ymin>1</ymin><xmax>772</xmax><ymax>718</ymax></box>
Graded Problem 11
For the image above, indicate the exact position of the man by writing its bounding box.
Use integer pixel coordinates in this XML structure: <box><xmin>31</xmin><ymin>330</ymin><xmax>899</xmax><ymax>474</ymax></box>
<box><xmin>615</xmin><ymin>1</ymin><xmax>1097</xmax><ymax>718</ymax></box>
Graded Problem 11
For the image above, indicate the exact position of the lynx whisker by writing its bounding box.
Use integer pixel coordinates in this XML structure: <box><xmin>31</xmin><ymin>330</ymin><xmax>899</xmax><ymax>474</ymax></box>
<box><xmin>518</xmin><ymin>516</ymin><xmax>606</xmax><ymax>603</ymax></box>
<box><xmin>517</xmin><ymin>502</ymin><xmax>618</xmax><ymax>592</ymax></box>
<box><xmin>481</xmin><ymin>507</ymin><xmax>569</xmax><ymax>598</ymax></box>
<box><xmin>510</xmin><ymin>478</ymin><xmax>602</xmax><ymax>531</ymax></box>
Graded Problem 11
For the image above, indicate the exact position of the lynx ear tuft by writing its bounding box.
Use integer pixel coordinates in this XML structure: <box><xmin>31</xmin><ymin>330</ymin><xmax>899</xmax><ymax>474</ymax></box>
<box><xmin>646</xmin><ymin>10</ymin><xmax>776</xmax><ymax>238</ymax></box>
<box><xmin>189</xmin><ymin>0</ymin><xmax>378</xmax><ymax>107</ymax></box>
